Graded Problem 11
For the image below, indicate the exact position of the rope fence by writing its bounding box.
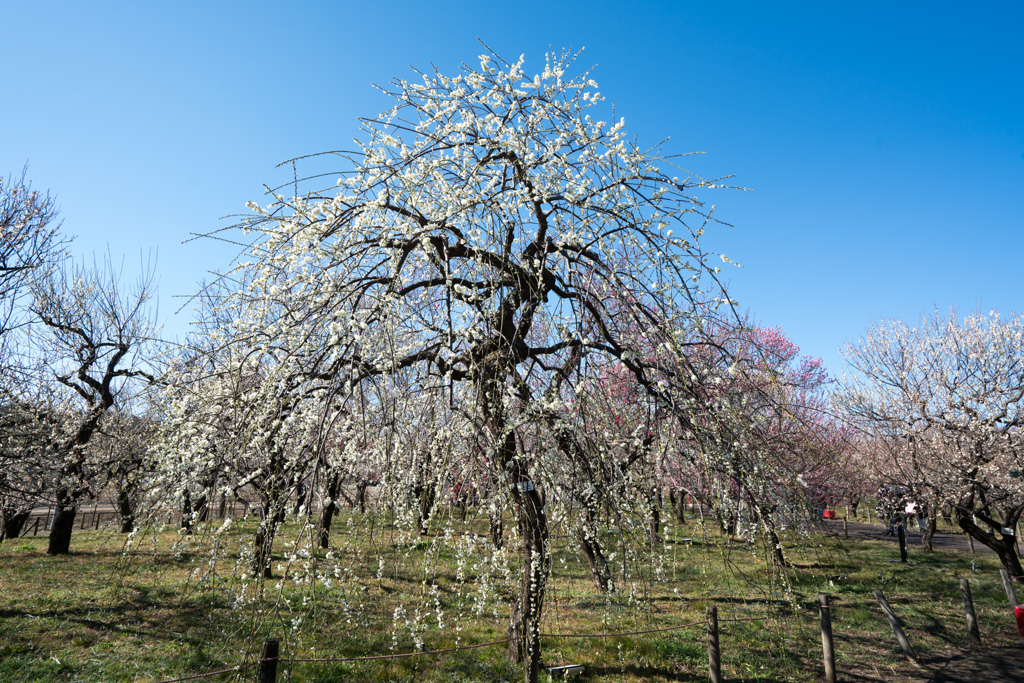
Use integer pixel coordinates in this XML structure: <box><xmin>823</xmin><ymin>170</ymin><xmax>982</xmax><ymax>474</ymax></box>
<box><xmin>152</xmin><ymin>568</ymin><xmax>1024</xmax><ymax>683</ymax></box>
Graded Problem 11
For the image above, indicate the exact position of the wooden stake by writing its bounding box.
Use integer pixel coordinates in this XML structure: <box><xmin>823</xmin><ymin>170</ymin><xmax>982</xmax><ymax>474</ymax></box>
<box><xmin>707</xmin><ymin>605</ymin><xmax>721</xmax><ymax>683</ymax></box>
<box><xmin>259</xmin><ymin>638</ymin><xmax>279</xmax><ymax>683</ymax></box>
<box><xmin>819</xmin><ymin>594</ymin><xmax>836</xmax><ymax>683</ymax></box>
<box><xmin>1001</xmin><ymin>569</ymin><xmax>1019</xmax><ymax>607</ymax></box>
<box><xmin>874</xmin><ymin>590</ymin><xmax>918</xmax><ymax>664</ymax></box>
<box><xmin>960</xmin><ymin>578</ymin><xmax>981</xmax><ymax>647</ymax></box>
<box><xmin>843</xmin><ymin>517</ymin><xmax>848</xmax><ymax>540</ymax></box>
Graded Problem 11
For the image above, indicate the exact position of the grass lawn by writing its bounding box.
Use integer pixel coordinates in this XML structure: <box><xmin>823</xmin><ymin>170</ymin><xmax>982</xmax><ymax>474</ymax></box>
<box><xmin>1</xmin><ymin>510</ymin><xmax>1020</xmax><ymax>682</ymax></box>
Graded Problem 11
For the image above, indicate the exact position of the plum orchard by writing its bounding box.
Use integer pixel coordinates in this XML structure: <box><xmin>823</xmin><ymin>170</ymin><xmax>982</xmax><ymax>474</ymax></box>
<box><xmin>843</xmin><ymin>309</ymin><xmax>1024</xmax><ymax>579</ymax></box>
<box><xmin>156</xmin><ymin>50</ymin><xmax>823</xmax><ymax>682</ymax></box>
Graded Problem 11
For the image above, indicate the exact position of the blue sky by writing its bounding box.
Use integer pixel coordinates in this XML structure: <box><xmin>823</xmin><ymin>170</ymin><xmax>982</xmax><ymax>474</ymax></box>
<box><xmin>3</xmin><ymin>1</ymin><xmax>1020</xmax><ymax>377</ymax></box>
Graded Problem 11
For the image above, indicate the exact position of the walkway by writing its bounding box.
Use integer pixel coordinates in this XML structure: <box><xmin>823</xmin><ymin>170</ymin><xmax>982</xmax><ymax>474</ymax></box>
<box><xmin>823</xmin><ymin>519</ymin><xmax>996</xmax><ymax>554</ymax></box>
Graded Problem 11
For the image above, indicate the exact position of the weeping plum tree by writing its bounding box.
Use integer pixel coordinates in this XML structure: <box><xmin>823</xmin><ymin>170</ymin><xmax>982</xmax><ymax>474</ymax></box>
<box><xmin>205</xmin><ymin>48</ymin><xmax>765</xmax><ymax>682</ymax></box>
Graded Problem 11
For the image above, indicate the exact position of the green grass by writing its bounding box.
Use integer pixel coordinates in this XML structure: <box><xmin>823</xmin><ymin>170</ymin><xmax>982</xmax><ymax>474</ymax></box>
<box><xmin>0</xmin><ymin>512</ymin><xmax>1020</xmax><ymax>682</ymax></box>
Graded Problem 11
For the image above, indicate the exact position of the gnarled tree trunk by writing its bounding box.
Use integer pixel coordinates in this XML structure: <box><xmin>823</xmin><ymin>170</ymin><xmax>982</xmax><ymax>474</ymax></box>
<box><xmin>47</xmin><ymin>490</ymin><xmax>77</xmax><ymax>556</ymax></box>
<box><xmin>669</xmin><ymin>489</ymin><xmax>687</xmax><ymax>525</ymax></box>
<box><xmin>577</xmin><ymin>491</ymin><xmax>613</xmax><ymax>593</ymax></box>
<box><xmin>319</xmin><ymin>472</ymin><xmax>342</xmax><ymax>549</ymax></box>
<box><xmin>508</xmin><ymin>481</ymin><xmax>549</xmax><ymax>683</ymax></box>
<box><xmin>956</xmin><ymin>507</ymin><xmax>1024</xmax><ymax>583</ymax></box>
<box><xmin>1</xmin><ymin>508</ymin><xmax>31</xmax><ymax>542</ymax></box>
<box><xmin>117</xmin><ymin>486</ymin><xmax>135</xmax><ymax>533</ymax></box>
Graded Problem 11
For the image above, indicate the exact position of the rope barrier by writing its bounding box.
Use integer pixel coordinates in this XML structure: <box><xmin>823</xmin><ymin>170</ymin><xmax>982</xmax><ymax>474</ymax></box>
<box><xmin>282</xmin><ymin>637</ymin><xmax>512</xmax><ymax>663</ymax></box>
<box><xmin>540</xmin><ymin>619</ymin><xmax>705</xmax><ymax>638</ymax></box>
<box><xmin>152</xmin><ymin>664</ymin><xmax>252</xmax><ymax>683</ymax></box>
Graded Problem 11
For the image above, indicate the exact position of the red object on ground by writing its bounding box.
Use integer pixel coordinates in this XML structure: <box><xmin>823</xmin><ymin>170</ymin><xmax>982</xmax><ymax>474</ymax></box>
<box><xmin>1015</xmin><ymin>606</ymin><xmax>1024</xmax><ymax>637</ymax></box>
<box><xmin>823</xmin><ymin>510</ymin><xmax>835</xmax><ymax>519</ymax></box>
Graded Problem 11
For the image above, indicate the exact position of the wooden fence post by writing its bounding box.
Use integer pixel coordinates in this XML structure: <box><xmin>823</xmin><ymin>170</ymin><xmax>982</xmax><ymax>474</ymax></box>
<box><xmin>259</xmin><ymin>638</ymin><xmax>279</xmax><ymax>683</ymax></box>
<box><xmin>819</xmin><ymin>594</ymin><xmax>836</xmax><ymax>683</ymax></box>
<box><xmin>707</xmin><ymin>605</ymin><xmax>721</xmax><ymax>683</ymax></box>
<box><xmin>94</xmin><ymin>505</ymin><xmax>101</xmax><ymax>530</ymax></box>
<box><xmin>874</xmin><ymin>590</ymin><xmax>918</xmax><ymax>664</ymax></box>
<box><xmin>960</xmin><ymin>578</ymin><xmax>981</xmax><ymax>647</ymax></box>
<box><xmin>1001</xmin><ymin>569</ymin><xmax>1018</xmax><ymax>607</ymax></box>
<box><xmin>897</xmin><ymin>525</ymin><xmax>908</xmax><ymax>563</ymax></box>
<box><xmin>32</xmin><ymin>518</ymin><xmax>40</xmax><ymax>536</ymax></box>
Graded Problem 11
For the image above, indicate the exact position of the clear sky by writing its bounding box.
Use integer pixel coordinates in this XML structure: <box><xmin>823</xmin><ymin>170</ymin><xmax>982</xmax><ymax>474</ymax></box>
<box><xmin>3</xmin><ymin>1</ymin><xmax>1021</xmax><ymax>377</ymax></box>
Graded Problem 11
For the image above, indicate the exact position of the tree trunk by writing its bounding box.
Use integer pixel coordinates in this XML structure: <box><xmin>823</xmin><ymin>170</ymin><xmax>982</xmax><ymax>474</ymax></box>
<box><xmin>47</xmin><ymin>490</ymin><xmax>77</xmax><ymax>555</ymax></box>
<box><xmin>1</xmin><ymin>509</ymin><xmax>31</xmax><ymax>542</ymax></box>
<box><xmin>957</xmin><ymin>509</ymin><xmax>1024</xmax><ymax>583</ymax></box>
<box><xmin>356</xmin><ymin>481</ymin><xmax>369</xmax><ymax>514</ymax></box>
<box><xmin>648</xmin><ymin>488</ymin><xmax>662</xmax><ymax>545</ymax></box>
<box><xmin>577</xmin><ymin>493</ymin><xmax>613</xmax><ymax>592</ymax></box>
<box><xmin>252</xmin><ymin>512</ymin><xmax>276</xmax><ymax>579</ymax></box>
<box><xmin>319</xmin><ymin>473</ymin><xmax>342</xmax><ymax>549</ymax></box>
<box><xmin>196</xmin><ymin>493</ymin><xmax>209</xmax><ymax>523</ymax></box>
<box><xmin>922</xmin><ymin>514</ymin><xmax>937</xmax><ymax>552</ymax></box>
<box><xmin>670</xmin><ymin>489</ymin><xmax>687</xmax><ymax>525</ymax></box>
<box><xmin>766</xmin><ymin>523</ymin><xmax>789</xmax><ymax>567</ymax></box>
<box><xmin>117</xmin><ymin>488</ymin><xmax>135</xmax><ymax>533</ymax></box>
<box><xmin>489</xmin><ymin>509</ymin><xmax>503</xmax><ymax>549</ymax></box>
<box><xmin>418</xmin><ymin>481</ymin><xmax>436</xmax><ymax>535</ymax></box>
<box><xmin>508</xmin><ymin>484</ymin><xmax>549</xmax><ymax>683</ymax></box>
<box><xmin>181</xmin><ymin>490</ymin><xmax>194</xmax><ymax>535</ymax></box>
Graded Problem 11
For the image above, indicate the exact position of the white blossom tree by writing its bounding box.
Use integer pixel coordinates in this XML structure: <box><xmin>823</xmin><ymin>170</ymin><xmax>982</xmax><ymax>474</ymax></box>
<box><xmin>0</xmin><ymin>168</ymin><xmax>65</xmax><ymax>343</ymax></box>
<box><xmin>843</xmin><ymin>309</ymin><xmax>1024</xmax><ymax>579</ymax></box>
<box><xmin>174</xmin><ymin>48</ymin><xmax>791</xmax><ymax>681</ymax></box>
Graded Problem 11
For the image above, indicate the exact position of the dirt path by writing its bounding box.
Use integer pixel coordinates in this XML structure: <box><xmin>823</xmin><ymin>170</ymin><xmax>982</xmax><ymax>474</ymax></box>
<box><xmin>822</xmin><ymin>519</ymin><xmax>996</xmax><ymax>554</ymax></box>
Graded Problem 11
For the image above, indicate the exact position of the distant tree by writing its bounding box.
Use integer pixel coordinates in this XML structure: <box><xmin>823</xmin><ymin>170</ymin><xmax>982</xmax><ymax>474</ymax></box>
<box><xmin>0</xmin><ymin>167</ymin><xmax>65</xmax><ymax>341</ymax></box>
<box><xmin>0</xmin><ymin>169</ymin><xmax>68</xmax><ymax>539</ymax></box>
<box><xmin>20</xmin><ymin>254</ymin><xmax>160</xmax><ymax>555</ymax></box>
<box><xmin>843</xmin><ymin>309</ymin><xmax>1024</xmax><ymax>579</ymax></box>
